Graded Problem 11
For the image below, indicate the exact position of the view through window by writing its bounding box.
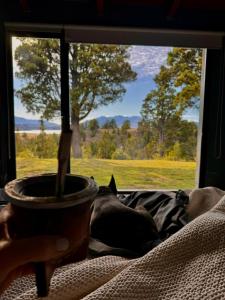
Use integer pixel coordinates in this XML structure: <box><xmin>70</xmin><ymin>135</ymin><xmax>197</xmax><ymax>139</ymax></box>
<box><xmin>12</xmin><ymin>36</ymin><xmax>203</xmax><ymax>190</ymax></box>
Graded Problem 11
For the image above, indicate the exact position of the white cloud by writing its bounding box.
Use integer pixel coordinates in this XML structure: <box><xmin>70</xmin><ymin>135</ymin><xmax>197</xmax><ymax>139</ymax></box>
<box><xmin>12</xmin><ymin>38</ymin><xmax>171</xmax><ymax>79</ymax></box>
<box><xmin>128</xmin><ymin>46</ymin><xmax>172</xmax><ymax>78</ymax></box>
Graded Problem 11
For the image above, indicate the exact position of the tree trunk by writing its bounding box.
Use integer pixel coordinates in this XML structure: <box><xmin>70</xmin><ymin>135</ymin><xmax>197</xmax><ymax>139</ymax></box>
<box><xmin>71</xmin><ymin>118</ymin><xmax>82</xmax><ymax>158</ymax></box>
<box><xmin>159</xmin><ymin>126</ymin><xmax>165</xmax><ymax>158</ymax></box>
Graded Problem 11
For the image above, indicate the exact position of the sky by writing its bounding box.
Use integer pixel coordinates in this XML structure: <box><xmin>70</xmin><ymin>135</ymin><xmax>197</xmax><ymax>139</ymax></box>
<box><xmin>12</xmin><ymin>38</ymin><xmax>199</xmax><ymax>123</ymax></box>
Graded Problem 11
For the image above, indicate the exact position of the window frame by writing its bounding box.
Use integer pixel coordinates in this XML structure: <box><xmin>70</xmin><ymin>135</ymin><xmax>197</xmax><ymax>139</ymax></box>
<box><xmin>1</xmin><ymin>23</ymin><xmax>224</xmax><ymax>194</ymax></box>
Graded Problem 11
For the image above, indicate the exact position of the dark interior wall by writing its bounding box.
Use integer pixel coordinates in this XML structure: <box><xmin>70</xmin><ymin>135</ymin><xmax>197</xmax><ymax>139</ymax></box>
<box><xmin>2</xmin><ymin>0</ymin><xmax>225</xmax><ymax>31</ymax></box>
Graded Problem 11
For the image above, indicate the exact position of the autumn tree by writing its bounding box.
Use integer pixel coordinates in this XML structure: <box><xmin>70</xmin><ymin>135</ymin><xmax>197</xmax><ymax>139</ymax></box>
<box><xmin>14</xmin><ymin>39</ymin><xmax>136</xmax><ymax>157</ymax></box>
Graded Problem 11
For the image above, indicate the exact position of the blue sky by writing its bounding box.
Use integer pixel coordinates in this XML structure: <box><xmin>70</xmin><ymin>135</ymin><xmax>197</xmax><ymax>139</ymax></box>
<box><xmin>12</xmin><ymin>39</ymin><xmax>199</xmax><ymax>123</ymax></box>
<box><xmin>13</xmin><ymin>75</ymin><xmax>156</xmax><ymax>121</ymax></box>
<box><xmin>87</xmin><ymin>76</ymin><xmax>156</xmax><ymax>120</ymax></box>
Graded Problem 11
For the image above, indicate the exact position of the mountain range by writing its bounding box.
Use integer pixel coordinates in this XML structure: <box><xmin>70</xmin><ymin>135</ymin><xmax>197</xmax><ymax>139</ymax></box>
<box><xmin>15</xmin><ymin>115</ymin><xmax>142</xmax><ymax>130</ymax></box>
<box><xmin>15</xmin><ymin>117</ymin><xmax>60</xmax><ymax>130</ymax></box>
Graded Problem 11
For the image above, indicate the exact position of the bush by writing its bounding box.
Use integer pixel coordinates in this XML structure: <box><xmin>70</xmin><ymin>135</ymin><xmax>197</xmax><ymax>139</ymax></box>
<box><xmin>112</xmin><ymin>148</ymin><xmax>130</xmax><ymax>160</ymax></box>
<box><xmin>97</xmin><ymin>131</ymin><xmax>116</xmax><ymax>159</ymax></box>
<box><xmin>17</xmin><ymin>149</ymin><xmax>34</xmax><ymax>158</ymax></box>
<box><xmin>167</xmin><ymin>142</ymin><xmax>183</xmax><ymax>160</ymax></box>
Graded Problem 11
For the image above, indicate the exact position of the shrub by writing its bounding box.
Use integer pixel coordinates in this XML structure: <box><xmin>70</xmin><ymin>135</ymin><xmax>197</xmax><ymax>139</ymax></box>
<box><xmin>112</xmin><ymin>148</ymin><xmax>130</xmax><ymax>160</ymax></box>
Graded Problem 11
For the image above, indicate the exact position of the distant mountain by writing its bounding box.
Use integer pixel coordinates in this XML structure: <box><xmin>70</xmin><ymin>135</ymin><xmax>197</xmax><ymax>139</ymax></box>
<box><xmin>15</xmin><ymin>115</ymin><xmax>142</xmax><ymax>131</ymax></box>
<box><xmin>85</xmin><ymin>115</ymin><xmax>142</xmax><ymax>128</ymax></box>
<box><xmin>15</xmin><ymin>116</ymin><xmax>60</xmax><ymax>130</ymax></box>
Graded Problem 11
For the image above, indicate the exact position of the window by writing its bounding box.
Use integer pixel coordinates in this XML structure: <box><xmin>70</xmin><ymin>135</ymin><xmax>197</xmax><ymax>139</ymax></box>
<box><xmin>12</xmin><ymin>36</ymin><xmax>61</xmax><ymax>177</ymax></box>
<box><xmin>68</xmin><ymin>43</ymin><xmax>203</xmax><ymax>190</ymax></box>
<box><xmin>3</xmin><ymin>25</ymin><xmax>223</xmax><ymax>190</ymax></box>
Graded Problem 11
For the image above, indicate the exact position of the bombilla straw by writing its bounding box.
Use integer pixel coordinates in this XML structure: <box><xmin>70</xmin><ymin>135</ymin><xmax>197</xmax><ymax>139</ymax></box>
<box><xmin>35</xmin><ymin>129</ymin><xmax>73</xmax><ymax>298</ymax></box>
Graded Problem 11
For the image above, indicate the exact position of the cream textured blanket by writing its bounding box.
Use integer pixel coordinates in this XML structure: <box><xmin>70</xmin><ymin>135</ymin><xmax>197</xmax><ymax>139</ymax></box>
<box><xmin>2</xmin><ymin>189</ymin><xmax>225</xmax><ymax>299</ymax></box>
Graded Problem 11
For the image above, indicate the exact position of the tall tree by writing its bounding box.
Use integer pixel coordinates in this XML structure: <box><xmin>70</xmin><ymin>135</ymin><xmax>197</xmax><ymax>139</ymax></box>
<box><xmin>15</xmin><ymin>39</ymin><xmax>136</xmax><ymax>157</ymax></box>
<box><xmin>141</xmin><ymin>79</ymin><xmax>180</xmax><ymax>157</ymax></box>
<box><xmin>141</xmin><ymin>48</ymin><xmax>202</xmax><ymax>158</ymax></box>
<box><xmin>156</xmin><ymin>48</ymin><xmax>202</xmax><ymax>112</ymax></box>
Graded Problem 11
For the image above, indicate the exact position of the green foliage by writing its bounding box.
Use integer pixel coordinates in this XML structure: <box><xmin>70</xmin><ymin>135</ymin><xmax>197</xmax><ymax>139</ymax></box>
<box><xmin>167</xmin><ymin>141</ymin><xmax>183</xmax><ymax>160</ymax></box>
<box><xmin>112</xmin><ymin>148</ymin><xmax>130</xmax><ymax>160</ymax></box>
<box><xmin>15</xmin><ymin>45</ymin><xmax>200</xmax><ymax>162</ymax></box>
<box><xmin>17</xmin><ymin>149</ymin><xmax>34</xmax><ymax>158</ymax></box>
<box><xmin>156</xmin><ymin>48</ymin><xmax>202</xmax><ymax>112</ymax></box>
<box><xmin>14</xmin><ymin>39</ymin><xmax>136</xmax><ymax>157</ymax></box>
<box><xmin>141</xmin><ymin>84</ymin><xmax>179</xmax><ymax>157</ymax></box>
<box><xmin>15</xmin><ymin>39</ymin><xmax>61</xmax><ymax>120</ymax></box>
<box><xmin>102</xmin><ymin>119</ymin><xmax>118</xmax><ymax>129</ymax></box>
<box><xmin>145</xmin><ymin>141</ymin><xmax>158</xmax><ymax>159</ymax></box>
<box><xmin>88</xmin><ymin>119</ymin><xmax>99</xmax><ymax>137</ymax></box>
<box><xmin>121</xmin><ymin>120</ymin><xmax>130</xmax><ymax>131</ymax></box>
<box><xmin>141</xmin><ymin>48</ymin><xmax>201</xmax><ymax>159</ymax></box>
<box><xmin>137</xmin><ymin>121</ymin><xmax>152</xmax><ymax>147</ymax></box>
<box><xmin>15</xmin><ymin>40</ymin><xmax>137</xmax><ymax>121</ymax></box>
<box><xmin>16</xmin><ymin>131</ymin><xmax>59</xmax><ymax>159</ymax></box>
<box><xmin>123</xmin><ymin>135</ymin><xmax>140</xmax><ymax>159</ymax></box>
<box><xmin>97</xmin><ymin>131</ymin><xmax>116</xmax><ymax>159</ymax></box>
<box><xmin>34</xmin><ymin>132</ymin><xmax>57</xmax><ymax>158</ymax></box>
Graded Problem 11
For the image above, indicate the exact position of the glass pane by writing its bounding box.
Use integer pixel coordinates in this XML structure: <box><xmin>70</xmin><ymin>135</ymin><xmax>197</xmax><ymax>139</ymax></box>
<box><xmin>69</xmin><ymin>43</ymin><xmax>203</xmax><ymax>190</ymax></box>
<box><xmin>12</xmin><ymin>37</ymin><xmax>61</xmax><ymax>178</ymax></box>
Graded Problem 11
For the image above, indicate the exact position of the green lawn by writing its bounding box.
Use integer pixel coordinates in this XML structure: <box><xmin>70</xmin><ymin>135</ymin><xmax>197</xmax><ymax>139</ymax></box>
<box><xmin>16</xmin><ymin>158</ymin><xmax>197</xmax><ymax>190</ymax></box>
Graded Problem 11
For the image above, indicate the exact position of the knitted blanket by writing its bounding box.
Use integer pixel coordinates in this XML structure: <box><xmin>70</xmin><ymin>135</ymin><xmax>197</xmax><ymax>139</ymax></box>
<box><xmin>3</xmin><ymin>189</ymin><xmax>225</xmax><ymax>299</ymax></box>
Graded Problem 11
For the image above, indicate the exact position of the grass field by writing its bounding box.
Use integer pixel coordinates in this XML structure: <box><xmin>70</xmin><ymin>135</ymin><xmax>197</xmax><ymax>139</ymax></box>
<box><xmin>16</xmin><ymin>158</ymin><xmax>197</xmax><ymax>190</ymax></box>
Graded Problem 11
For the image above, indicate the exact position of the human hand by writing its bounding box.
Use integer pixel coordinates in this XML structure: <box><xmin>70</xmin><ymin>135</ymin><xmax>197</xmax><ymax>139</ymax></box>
<box><xmin>0</xmin><ymin>204</ymin><xmax>70</xmax><ymax>294</ymax></box>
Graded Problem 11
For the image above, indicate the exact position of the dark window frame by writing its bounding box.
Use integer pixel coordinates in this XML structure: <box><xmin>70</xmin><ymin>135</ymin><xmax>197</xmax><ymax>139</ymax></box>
<box><xmin>1</xmin><ymin>23</ymin><xmax>225</xmax><ymax>194</ymax></box>
<box><xmin>2</xmin><ymin>28</ymin><xmax>71</xmax><ymax>184</ymax></box>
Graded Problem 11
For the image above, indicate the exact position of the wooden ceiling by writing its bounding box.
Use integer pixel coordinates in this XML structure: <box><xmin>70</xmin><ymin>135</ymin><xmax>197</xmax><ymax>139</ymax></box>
<box><xmin>2</xmin><ymin>0</ymin><xmax>225</xmax><ymax>31</ymax></box>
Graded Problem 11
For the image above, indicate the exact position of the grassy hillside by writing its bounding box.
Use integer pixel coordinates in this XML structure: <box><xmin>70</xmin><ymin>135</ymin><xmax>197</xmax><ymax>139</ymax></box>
<box><xmin>16</xmin><ymin>158</ymin><xmax>196</xmax><ymax>190</ymax></box>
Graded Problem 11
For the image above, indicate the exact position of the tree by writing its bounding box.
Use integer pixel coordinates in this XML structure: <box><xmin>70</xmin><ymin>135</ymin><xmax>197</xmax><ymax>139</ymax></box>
<box><xmin>109</xmin><ymin>119</ymin><xmax>118</xmax><ymax>129</ymax></box>
<box><xmin>137</xmin><ymin>120</ymin><xmax>152</xmax><ymax>148</ymax></box>
<box><xmin>34</xmin><ymin>120</ymin><xmax>55</xmax><ymax>158</ymax></box>
<box><xmin>97</xmin><ymin>131</ymin><xmax>116</xmax><ymax>159</ymax></box>
<box><xmin>121</xmin><ymin>119</ymin><xmax>130</xmax><ymax>133</ymax></box>
<box><xmin>88</xmin><ymin>119</ymin><xmax>99</xmax><ymax>137</ymax></box>
<box><xmin>141</xmin><ymin>48</ymin><xmax>202</xmax><ymax>158</ymax></box>
<box><xmin>156</xmin><ymin>48</ymin><xmax>202</xmax><ymax>112</ymax></box>
<box><xmin>141</xmin><ymin>82</ymin><xmax>180</xmax><ymax>157</ymax></box>
<box><xmin>167</xmin><ymin>141</ymin><xmax>183</xmax><ymax>161</ymax></box>
<box><xmin>15</xmin><ymin>39</ymin><xmax>137</xmax><ymax>157</ymax></box>
<box><xmin>102</xmin><ymin>118</ymin><xmax>117</xmax><ymax>129</ymax></box>
<box><xmin>79</xmin><ymin>123</ymin><xmax>87</xmax><ymax>141</ymax></box>
<box><xmin>112</xmin><ymin>148</ymin><xmax>130</xmax><ymax>160</ymax></box>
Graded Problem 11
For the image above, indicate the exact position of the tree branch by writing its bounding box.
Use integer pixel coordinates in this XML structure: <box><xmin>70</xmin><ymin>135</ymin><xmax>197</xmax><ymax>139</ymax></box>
<box><xmin>79</xmin><ymin>94</ymin><xmax>96</xmax><ymax>121</ymax></box>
